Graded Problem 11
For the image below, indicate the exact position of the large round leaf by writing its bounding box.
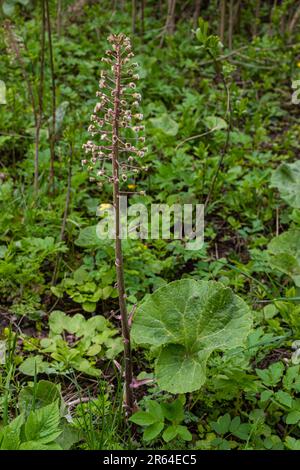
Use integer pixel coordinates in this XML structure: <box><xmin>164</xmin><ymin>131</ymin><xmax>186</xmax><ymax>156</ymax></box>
<box><xmin>131</xmin><ymin>279</ymin><xmax>252</xmax><ymax>393</ymax></box>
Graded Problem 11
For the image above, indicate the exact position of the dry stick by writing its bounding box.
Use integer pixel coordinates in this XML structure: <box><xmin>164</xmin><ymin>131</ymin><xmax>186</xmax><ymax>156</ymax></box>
<box><xmin>228</xmin><ymin>0</ymin><xmax>234</xmax><ymax>50</ymax></box>
<box><xmin>45</xmin><ymin>0</ymin><xmax>56</xmax><ymax>194</ymax></box>
<box><xmin>51</xmin><ymin>144</ymin><xmax>73</xmax><ymax>286</ymax></box>
<box><xmin>219</xmin><ymin>0</ymin><xmax>226</xmax><ymax>45</ymax></box>
<box><xmin>112</xmin><ymin>43</ymin><xmax>134</xmax><ymax>415</ymax></box>
<box><xmin>175</xmin><ymin>128</ymin><xmax>218</xmax><ymax>151</ymax></box>
<box><xmin>166</xmin><ymin>0</ymin><xmax>176</xmax><ymax>34</ymax></box>
<box><xmin>132</xmin><ymin>0</ymin><xmax>137</xmax><ymax>34</ymax></box>
<box><xmin>199</xmin><ymin>45</ymin><xmax>249</xmax><ymax>66</ymax></box>
<box><xmin>160</xmin><ymin>0</ymin><xmax>177</xmax><ymax>46</ymax></box>
<box><xmin>268</xmin><ymin>0</ymin><xmax>278</xmax><ymax>35</ymax></box>
<box><xmin>204</xmin><ymin>52</ymin><xmax>231</xmax><ymax>211</ymax></box>
<box><xmin>252</xmin><ymin>0</ymin><xmax>261</xmax><ymax>37</ymax></box>
<box><xmin>233</xmin><ymin>0</ymin><xmax>241</xmax><ymax>31</ymax></box>
<box><xmin>56</xmin><ymin>0</ymin><xmax>62</xmax><ymax>36</ymax></box>
<box><xmin>4</xmin><ymin>20</ymin><xmax>40</xmax><ymax>196</ymax></box>
<box><xmin>193</xmin><ymin>0</ymin><xmax>202</xmax><ymax>28</ymax></box>
<box><xmin>276</xmin><ymin>207</ymin><xmax>279</xmax><ymax>237</ymax></box>
<box><xmin>140</xmin><ymin>0</ymin><xmax>145</xmax><ymax>37</ymax></box>
<box><xmin>288</xmin><ymin>1</ymin><xmax>300</xmax><ymax>36</ymax></box>
<box><xmin>3</xmin><ymin>21</ymin><xmax>37</xmax><ymax>126</ymax></box>
<box><xmin>34</xmin><ymin>1</ymin><xmax>46</xmax><ymax>196</ymax></box>
<box><xmin>0</xmin><ymin>131</ymin><xmax>33</xmax><ymax>139</ymax></box>
<box><xmin>60</xmin><ymin>147</ymin><xmax>72</xmax><ymax>242</ymax></box>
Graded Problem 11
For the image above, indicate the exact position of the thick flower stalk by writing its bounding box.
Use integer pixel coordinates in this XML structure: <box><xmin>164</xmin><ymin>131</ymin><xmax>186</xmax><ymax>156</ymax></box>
<box><xmin>83</xmin><ymin>34</ymin><xmax>147</xmax><ymax>415</ymax></box>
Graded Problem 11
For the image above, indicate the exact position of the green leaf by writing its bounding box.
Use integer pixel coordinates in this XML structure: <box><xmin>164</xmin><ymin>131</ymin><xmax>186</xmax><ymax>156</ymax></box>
<box><xmin>0</xmin><ymin>414</ymin><xmax>24</xmax><ymax>450</ymax></box>
<box><xmin>49</xmin><ymin>311</ymin><xmax>85</xmax><ymax>335</ymax></box>
<box><xmin>82</xmin><ymin>301</ymin><xmax>97</xmax><ymax>312</ymax></box>
<box><xmin>162</xmin><ymin>424</ymin><xmax>179</xmax><ymax>442</ymax></box>
<box><xmin>129</xmin><ymin>411</ymin><xmax>158</xmax><ymax>426</ymax></box>
<box><xmin>256</xmin><ymin>362</ymin><xmax>284</xmax><ymax>387</ymax></box>
<box><xmin>268</xmin><ymin>229</ymin><xmax>300</xmax><ymax>286</ymax></box>
<box><xmin>25</xmin><ymin>401</ymin><xmax>62</xmax><ymax>444</ymax></box>
<box><xmin>275</xmin><ymin>391</ymin><xmax>292</xmax><ymax>408</ymax></box>
<box><xmin>271</xmin><ymin>161</ymin><xmax>300</xmax><ymax>208</ymax></box>
<box><xmin>86</xmin><ymin>343</ymin><xmax>102</xmax><ymax>356</ymax></box>
<box><xmin>75</xmin><ymin>225</ymin><xmax>102</xmax><ymax>248</ymax></box>
<box><xmin>204</xmin><ymin>115</ymin><xmax>227</xmax><ymax>131</ymax></box>
<box><xmin>286</xmin><ymin>410</ymin><xmax>300</xmax><ymax>425</ymax></box>
<box><xmin>19</xmin><ymin>441</ymin><xmax>62</xmax><ymax>450</ymax></box>
<box><xmin>0</xmin><ymin>429</ymin><xmax>20</xmax><ymax>450</ymax></box>
<box><xmin>150</xmin><ymin>114</ymin><xmax>179</xmax><ymax>136</ymax></box>
<box><xmin>285</xmin><ymin>436</ymin><xmax>300</xmax><ymax>450</ymax></box>
<box><xmin>211</xmin><ymin>414</ymin><xmax>231</xmax><ymax>435</ymax></box>
<box><xmin>72</xmin><ymin>358</ymin><xmax>101</xmax><ymax>377</ymax></box>
<box><xmin>196</xmin><ymin>17</ymin><xmax>209</xmax><ymax>44</ymax></box>
<box><xmin>130</xmin><ymin>401</ymin><xmax>164</xmax><ymax>430</ymax></box>
<box><xmin>147</xmin><ymin>401</ymin><xmax>164</xmax><ymax>422</ymax></box>
<box><xmin>132</xmin><ymin>279</ymin><xmax>252</xmax><ymax>393</ymax></box>
<box><xmin>260</xmin><ymin>390</ymin><xmax>273</xmax><ymax>402</ymax></box>
<box><xmin>283</xmin><ymin>365</ymin><xmax>300</xmax><ymax>390</ymax></box>
<box><xmin>232</xmin><ymin>423</ymin><xmax>251</xmax><ymax>441</ymax></box>
<box><xmin>19</xmin><ymin>355</ymin><xmax>48</xmax><ymax>376</ymax></box>
<box><xmin>105</xmin><ymin>336</ymin><xmax>123</xmax><ymax>359</ymax></box>
<box><xmin>2</xmin><ymin>1</ymin><xmax>15</xmax><ymax>16</ymax></box>
<box><xmin>18</xmin><ymin>380</ymin><xmax>61</xmax><ymax>414</ymax></box>
<box><xmin>143</xmin><ymin>422</ymin><xmax>164</xmax><ymax>442</ymax></box>
<box><xmin>229</xmin><ymin>416</ymin><xmax>241</xmax><ymax>433</ymax></box>
<box><xmin>161</xmin><ymin>398</ymin><xmax>184</xmax><ymax>423</ymax></box>
<box><xmin>176</xmin><ymin>425</ymin><xmax>192</xmax><ymax>441</ymax></box>
<box><xmin>56</xmin><ymin>421</ymin><xmax>81</xmax><ymax>450</ymax></box>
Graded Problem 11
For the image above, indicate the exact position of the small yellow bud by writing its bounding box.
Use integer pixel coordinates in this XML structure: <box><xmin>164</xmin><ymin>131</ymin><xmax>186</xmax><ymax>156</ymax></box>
<box><xmin>99</xmin><ymin>203</ymin><xmax>112</xmax><ymax>211</ymax></box>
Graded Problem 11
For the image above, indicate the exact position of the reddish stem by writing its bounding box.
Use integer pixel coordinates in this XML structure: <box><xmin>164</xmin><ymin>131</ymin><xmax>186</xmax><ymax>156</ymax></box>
<box><xmin>112</xmin><ymin>42</ymin><xmax>134</xmax><ymax>415</ymax></box>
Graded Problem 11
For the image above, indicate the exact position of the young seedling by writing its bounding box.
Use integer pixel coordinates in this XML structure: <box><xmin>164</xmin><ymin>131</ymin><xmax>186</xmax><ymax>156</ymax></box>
<box><xmin>83</xmin><ymin>33</ymin><xmax>146</xmax><ymax>416</ymax></box>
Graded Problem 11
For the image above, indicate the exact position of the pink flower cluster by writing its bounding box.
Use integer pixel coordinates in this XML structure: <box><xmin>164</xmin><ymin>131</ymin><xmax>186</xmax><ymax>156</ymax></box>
<box><xmin>82</xmin><ymin>34</ymin><xmax>147</xmax><ymax>189</ymax></box>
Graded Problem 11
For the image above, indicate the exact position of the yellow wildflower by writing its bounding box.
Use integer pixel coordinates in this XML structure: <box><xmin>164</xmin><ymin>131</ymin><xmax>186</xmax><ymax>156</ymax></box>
<box><xmin>99</xmin><ymin>203</ymin><xmax>112</xmax><ymax>211</ymax></box>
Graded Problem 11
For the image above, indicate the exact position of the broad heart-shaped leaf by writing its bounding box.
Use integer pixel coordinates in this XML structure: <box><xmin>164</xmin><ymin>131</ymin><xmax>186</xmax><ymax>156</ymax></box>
<box><xmin>131</xmin><ymin>279</ymin><xmax>252</xmax><ymax>393</ymax></box>
<box><xmin>271</xmin><ymin>161</ymin><xmax>300</xmax><ymax>208</ymax></box>
<box><xmin>267</xmin><ymin>229</ymin><xmax>300</xmax><ymax>286</ymax></box>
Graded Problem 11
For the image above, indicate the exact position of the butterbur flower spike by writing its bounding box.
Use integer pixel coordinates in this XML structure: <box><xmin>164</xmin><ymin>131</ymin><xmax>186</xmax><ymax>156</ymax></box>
<box><xmin>83</xmin><ymin>34</ymin><xmax>146</xmax><ymax>417</ymax></box>
<box><xmin>83</xmin><ymin>33</ymin><xmax>146</xmax><ymax>182</ymax></box>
